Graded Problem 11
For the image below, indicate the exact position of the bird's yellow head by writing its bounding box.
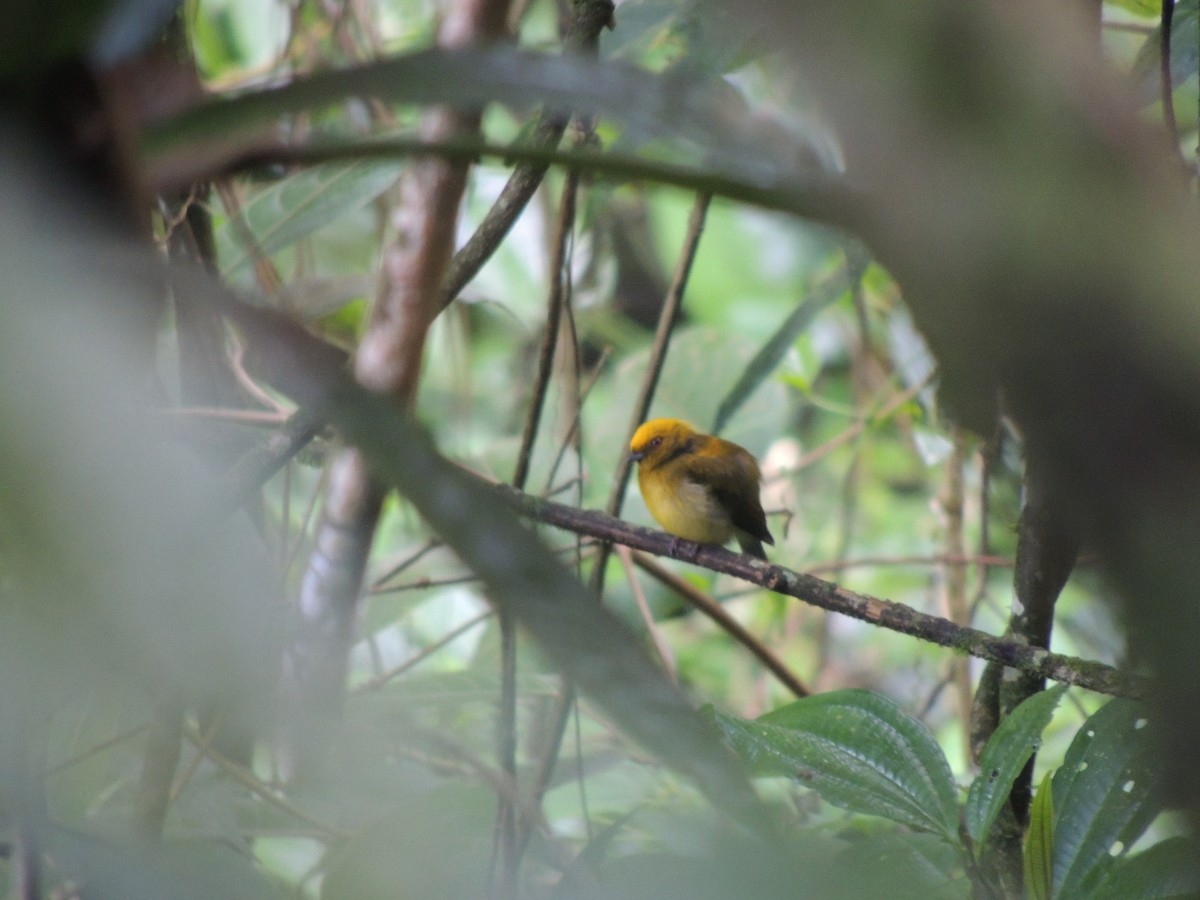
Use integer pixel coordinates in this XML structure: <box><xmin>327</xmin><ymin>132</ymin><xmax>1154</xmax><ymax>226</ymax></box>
<box><xmin>628</xmin><ymin>418</ymin><xmax>700</xmax><ymax>469</ymax></box>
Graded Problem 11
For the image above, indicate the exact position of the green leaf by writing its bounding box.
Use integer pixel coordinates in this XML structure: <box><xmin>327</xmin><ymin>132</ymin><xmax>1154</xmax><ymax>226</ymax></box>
<box><xmin>965</xmin><ymin>684</ymin><xmax>1066</xmax><ymax>845</ymax></box>
<box><xmin>48</xmin><ymin>829</ymin><xmax>286</xmax><ymax>900</ymax></box>
<box><xmin>320</xmin><ymin>784</ymin><xmax>493</xmax><ymax>900</ymax></box>
<box><xmin>710</xmin><ymin>262</ymin><xmax>849</xmax><ymax>436</ymax></box>
<box><xmin>713</xmin><ymin>689</ymin><xmax>959</xmax><ymax>842</ymax></box>
<box><xmin>1051</xmin><ymin>699</ymin><xmax>1163</xmax><ymax>899</ymax></box>
<box><xmin>216</xmin><ymin>161</ymin><xmax>401</xmax><ymax>277</ymax></box>
<box><xmin>1025</xmin><ymin>771</ymin><xmax>1055</xmax><ymax>900</ymax></box>
<box><xmin>1092</xmin><ymin>836</ymin><xmax>1200</xmax><ymax>900</ymax></box>
<box><xmin>832</xmin><ymin>833</ymin><xmax>969</xmax><ymax>900</ymax></box>
<box><xmin>1107</xmin><ymin>0</ymin><xmax>1162</xmax><ymax>15</ymax></box>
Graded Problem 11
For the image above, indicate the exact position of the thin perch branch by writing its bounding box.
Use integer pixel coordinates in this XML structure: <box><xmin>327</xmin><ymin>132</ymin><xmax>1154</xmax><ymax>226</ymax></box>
<box><xmin>495</xmin><ymin>483</ymin><xmax>1140</xmax><ymax>699</ymax></box>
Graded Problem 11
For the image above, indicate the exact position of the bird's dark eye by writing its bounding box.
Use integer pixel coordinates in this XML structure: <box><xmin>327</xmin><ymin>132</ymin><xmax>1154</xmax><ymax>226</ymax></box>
<box><xmin>648</xmin><ymin>437</ymin><xmax>662</xmax><ymax>449</ymax></box>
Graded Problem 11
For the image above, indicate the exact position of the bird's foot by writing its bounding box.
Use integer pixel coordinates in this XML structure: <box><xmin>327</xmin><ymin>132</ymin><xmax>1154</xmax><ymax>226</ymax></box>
<box><xmin>667</xmin><ymin>536</ymin><xmax>703</xmax><ymax>562</ymax></box>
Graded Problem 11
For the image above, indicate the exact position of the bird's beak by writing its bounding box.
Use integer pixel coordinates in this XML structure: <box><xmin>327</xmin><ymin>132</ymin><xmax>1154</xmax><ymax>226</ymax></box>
<box><xmin>628</xmin><ymin>450</ymin><xmax>644</xmax><ymax>463</ymax></box>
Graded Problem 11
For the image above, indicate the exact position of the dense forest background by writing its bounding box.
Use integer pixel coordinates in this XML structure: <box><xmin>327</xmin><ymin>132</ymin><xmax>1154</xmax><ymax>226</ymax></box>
<box><xmin>1</xmin><ymin>0</ymin><xmax>1198</xmax><ymax>897</ymax></box>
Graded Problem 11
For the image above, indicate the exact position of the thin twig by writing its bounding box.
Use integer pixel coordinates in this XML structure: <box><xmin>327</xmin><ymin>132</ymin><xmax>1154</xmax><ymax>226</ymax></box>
<box><xmin>370</xmin><ymin>539</ymin><xmax>443</xmax><ymax>590</ymax></box>
<box><xmin>512</xmin><ymin>172</ymin><xmax>579</xmax><ymax>490</ymax></box>
<box><xmin>353</xmin><ymin>609</ymin><xmax>493</xmax><ymax>692</ymax></box>
<box><xmin>632</xmin><ymin>552</ymin><xmax>809</xmax><ymax>698</ymax></box>
<box><xmin>602</xmin><ymin>192</ymin><xmax>712</xmax><ymax>537</ymax></box>
<box><xmin>617</xmin><ymin>545</ymin><xmax>678</xmax><ymax>681</ymax></box>
<box><xmin>209</xmin><ymin>408</ymin><xmax>324</xmax><ymax>520</ymax></box>
<box><xmin>182</xmin><ymin>726</ymin><xmax>351</xmax><ymax>841</ymax></box>
<box><xmin>518</xmin><ymin>191</ymin><xmax>712</xmax><ymax>859</ymax></box>
<box><xmin>1160</xmin><ymin>0</ymin><xmax>1180</xmax><ymax>153</ymax></box>
<box><xmin>495</xmin><ymin>164</ymin><xmax>581</xmax><ymax>892</ymax></box>
<box><xmin>160</xmin><ymin>406</ymin><xmax>289</xmax><ymax>424</ymax></box>
<box><xmin>806</xmin><ymin>552</ymin><xmax>1015</xmax><ymax>577</ymax></box>
<box><xmin>937</xmin><ymin>428</ymin><xmax>972</xmax><ymax>769</ymax></box>
<box><xmin>437</xmin><ymin>0</ymin><xmax>616</xmax><ymax>311</ymax></box>
<box><xmin>792</xmin><ymin>372</ymin><xmax>934</xmax><ymax>471</ymax></box>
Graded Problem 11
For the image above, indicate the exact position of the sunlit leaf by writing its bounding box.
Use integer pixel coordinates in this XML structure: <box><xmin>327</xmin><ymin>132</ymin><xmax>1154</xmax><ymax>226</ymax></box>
<box><xmin>1025</xmin><ymin>772</ymin><xmax>1055</xmax><ymax>900</ymax></box>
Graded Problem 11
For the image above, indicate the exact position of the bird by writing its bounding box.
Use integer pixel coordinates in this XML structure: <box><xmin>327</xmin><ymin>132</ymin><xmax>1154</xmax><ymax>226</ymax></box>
<box><xmin>628</xmin><ymin>418</ymin><xmax>774</xmax><ymax>559</ymax></box>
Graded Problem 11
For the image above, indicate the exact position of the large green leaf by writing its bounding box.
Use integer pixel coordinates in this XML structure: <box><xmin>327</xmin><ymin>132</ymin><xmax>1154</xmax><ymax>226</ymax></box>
<box><xmin>713</xmin><ymin>690</ymin><xmax>959</xmax><ymax>842</ymax></box>
<box><xmin>1051</xmin><ymin>699</ymin><xmax>1163</xmax><ymax>898</ymax></box>
<box><xmin>320</xmin><ymin>783</ymin><xmax>493</xmax><ymax>900</ymax></box>
<box><xmin>216</xmin><ymin>161</ymin><xmax>401</xmax><ymax>277</ymax></box>
<box><xmin>964</xmin><ymin>684</ymin><xmax>1066</xmax><ymax>845</ymax></box>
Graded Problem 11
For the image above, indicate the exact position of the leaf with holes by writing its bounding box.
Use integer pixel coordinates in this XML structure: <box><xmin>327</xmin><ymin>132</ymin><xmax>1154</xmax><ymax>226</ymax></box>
<box><xmin>1051</xmin><ymin>699</ymin><xmax>1163</xmax><ymax>899</ymax></box>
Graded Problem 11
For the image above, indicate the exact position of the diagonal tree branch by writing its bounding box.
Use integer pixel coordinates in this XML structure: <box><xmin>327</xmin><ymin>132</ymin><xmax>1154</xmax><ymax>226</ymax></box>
<box><xmin>494</xmin><ymin>484</ymin><xmax>1141</xmax><ymax>700</ymax></box>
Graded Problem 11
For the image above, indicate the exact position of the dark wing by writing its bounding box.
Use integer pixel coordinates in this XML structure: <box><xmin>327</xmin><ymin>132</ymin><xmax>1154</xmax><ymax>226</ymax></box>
<box><xmin>685</xmin><ymin>443</ymin><xmax>774</xmax><ymax>547</ymax></box>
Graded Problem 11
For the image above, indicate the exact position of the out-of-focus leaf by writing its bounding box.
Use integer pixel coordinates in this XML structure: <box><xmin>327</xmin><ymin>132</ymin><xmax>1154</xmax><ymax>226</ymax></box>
<box><xmin>1092</xmin><ymin>836</ymin><xmax>1200</xmax><ymax>900</ymax></box>
<box><xmin>1025</xmin><ymin>772</ymin><xmax>1055</xmax><ymax>900</ymax></box>
<box><xmin>965</xmin><ymin>685</ymin><xmax>1066</xmax><ymax>845</ymax></box>
<box><xmin>91</xmin><ymin>0</ymin><xmax>181</xmax><ymax>65</ymax></box>
<box><xmin>603</xmin><ymin>0</ymin><xmax>761</xmax><ymax>75</ymax></box>
<box><xmin>142</xmin><ymin>46</ymin><xmax>838</xmax><ymax>195</ymax></box>
<box><xmin>320</xmin><ymin>784</ymin><xmax>493</xmax><ymax>900</ymax></box>
<box><xmin>831</xmin><ymin>833</ymin><xmax>968</xmax><ymax>900</ymax></box>
<box><xmin>49</xmin><ymin>829</ymin><xmax>286</xmax><ymax>900</ymax></box>
<box><xmin>279</xmin><ymin>275</ymin><xmax>373</xmax><ymax>319</ymax></box>
<box><xmin>601</xmin><ymin>0</ymin><xmax>682</xmax><ymax>62</ymax></box>
<box><xmin>1051</xmin><ymin>699</ymin><xmax>1163</xmax><ymax>898</ymax></box>
<box><xmin>0</xmin><ymin>134</ymin><xmax>278</xmax><ymax>724</ymax></box>
<box><xmin>712</xmin><ymin>690</ymin><xmax>959</xmax><ymax>842</ymax></box>
<box><xmin>216</xmin><ymin>161</ymin><xmax>401</xmax><ymax>276</ymax></box>
<box><xmin>1128</xmin><ymin>0</ymin><xmax>1199</xmax><ymax>106</ymax></box>
<box><xmin>711</xmin><ymin>261</ymin><xmax>850</xmax><ymax>436</ymax></box>
<box><xmin>587</xmin><ymin>830</ymin><xmax>808</xmax><ymax>900</ymax></box>
<box><xmin>0</xmin><ymin>2</ymin><xmax>112</xmax><ymax>78</ymax></box>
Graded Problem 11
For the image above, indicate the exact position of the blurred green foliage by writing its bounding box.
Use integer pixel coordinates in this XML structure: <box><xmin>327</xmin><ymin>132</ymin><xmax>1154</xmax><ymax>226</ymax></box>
<box><xmin>1</xmin><ymin>0</ymin><xmax>1196</xmax><ymax>897</ymax></box>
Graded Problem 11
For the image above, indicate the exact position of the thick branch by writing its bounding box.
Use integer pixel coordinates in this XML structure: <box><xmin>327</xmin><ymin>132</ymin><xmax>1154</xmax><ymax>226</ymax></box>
<box><xmin>290</xmin><ymin>0</ymin><xmax>513</xmax><ymax>763</ymax></box>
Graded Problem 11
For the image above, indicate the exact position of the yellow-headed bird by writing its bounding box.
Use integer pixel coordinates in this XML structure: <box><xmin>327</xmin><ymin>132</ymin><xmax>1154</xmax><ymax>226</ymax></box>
<box><xmin>628</xmin><ymin>418</ymin><xmax>774</xmax><ymax>559</ymax></box>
